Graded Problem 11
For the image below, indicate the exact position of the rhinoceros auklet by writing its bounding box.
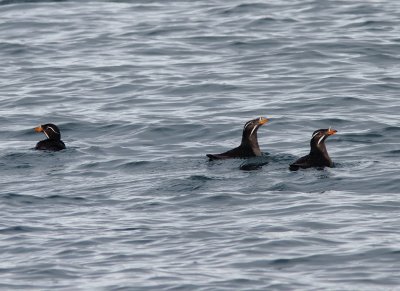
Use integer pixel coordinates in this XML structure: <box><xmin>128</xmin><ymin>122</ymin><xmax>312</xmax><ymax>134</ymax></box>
<box><xmin>207</xmin><ymin>117</ymin><xmax>268</xmax><ymax>160</ymax></box>
<box><xmin>289</xmin><ymin>128</ymin><xmax>337</xmax><ymax>171</ymax></box>
<box><xmin>34</xmin><ymin>123</ymin><xmax>66</xmax><ymax>151</ymax></box>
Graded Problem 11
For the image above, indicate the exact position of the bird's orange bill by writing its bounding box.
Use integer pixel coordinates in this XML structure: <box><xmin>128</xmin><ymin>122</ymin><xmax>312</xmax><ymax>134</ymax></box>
<box><xmin>259</xmin><ymin>117</ymin><xmax>269</xmax><ymax>125</ymax></box>
<box><xmin>34</xmin><ymin>125</ymin><xmax>43</xmax><ymax>133</ymax></box>
<box><xmin>327</xmin><ymin>128</ymin><xmax>337</xmax><ymax>135</ymax></box>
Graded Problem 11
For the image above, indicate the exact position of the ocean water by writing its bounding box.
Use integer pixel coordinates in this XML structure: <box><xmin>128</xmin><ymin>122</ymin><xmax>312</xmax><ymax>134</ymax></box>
<box><xmin>1</xmin><ymin>0</ymin><xmax>400</xmax><ymax>290</ymax></box>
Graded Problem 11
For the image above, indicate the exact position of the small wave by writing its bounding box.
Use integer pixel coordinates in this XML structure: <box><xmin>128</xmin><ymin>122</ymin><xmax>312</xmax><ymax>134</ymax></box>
<box><xmin>0</xmin><ymin>0</ymin><xmax>67</xmax><ymax>5</ymax></box>
<box><xmin>239</xmin><ymin>162</ymin><xmax>268</xmax><ymax>171</ymax></box>
<box><xmin>161</xmin><ymin>83</ymin><xmax>239</xmax><ymax>95</ymax></box>
<box><xmin>221</xmin><ymin>3</ymin><xmax>271</xmax><ymax>15</ymax></box>
<box><xmin>334</xmin><ymin>160</ymin><xmax>376</xmax><ymax>169</ymax></box>
<box><xmin>205</xmin><ymin>193</ymin><xmax>235</xmax><ymax>202</ymax></box>
<box><xmin>256</xmin><ymin>16</ymin><xmax>297</xmax><ymax>24</ymax></box>
<box><xmin>113</xmin><ymin>227</ymin><xmax>150</xmax><ymax>232</ymax></box>
<box><xmin>46</xmin><ymin>194</ymin><xmax>86</xmax><ymax>201</ymax></box>
<box><xmin>239</xmin><ymin>155</ymin><xmax>271</xmax><ymax>171</ymax></box>
<box><xmin>0</xmin><ymin>42</ymin><xmax>31</xmax><ymax>55</ymax></box>
<box><xmin>383</xmin><ymin>149</ymin><xmax>400</xmax><ymax>156</ymax></box>
<box><xmin>160</xmin><ymin>174</ymin><xmax>217</xmax><ymax>193</ymax></box>
<box><xmin>0</xmin><ymin>225</ymin><xmax>48</xmax><ymax>234</ymax></box>
<box><xmin>189</xmin><ymin>193</ymin><xmax>251</xmax><ymax>207</ymax></box>
<box><xmin>188</xmin><ymin>175</ymin><xmax>216</xmax><ymax>181</ymax></box>
<box><xmin>382</xmin><ymin>126</ymin><xmax>400</xmax><ymax>133</ymax></box>
<box><xmin>118</xmin><ymin>160</ymin><xmax>152</xmax><ymax>170</ymax></box>
<box><xmin>2</xmin><ymin>193</ymin><xmax>42</xmax><ymax>204</ymax></box>
<box><xmin>339</xmin><ymin>132</ymin><xmax>383</xmax><ymax>143</ymax></box>
<box><xmin>2</xmin><ymin>193</ymin><xmax>87</xmax><ymax>205</ymax></box>
<box><xmin>267</xmin><ymin>182</ymin><xmax>289</xmax><ymax>191</ymax></box>
<box><xmin>341</xmin><ymin>19</ymin><xmax>395</xmax><ymax>29</ymax></box>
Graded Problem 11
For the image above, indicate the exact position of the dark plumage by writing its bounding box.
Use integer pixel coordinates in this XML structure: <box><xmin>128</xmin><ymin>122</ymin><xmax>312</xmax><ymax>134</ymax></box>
<box><xmin>34</xmin><ymin>123</ymin><xmax>66</xmax><ymax>151</ymax></box>
<box><xmin>289</xmin><ymin>128</ymin><xmax>337</xmax><ymax>171</ymax></box>
<box><xmin>207</xmin><ymin>117</ymin><xmax>268</xmax><ymax>160</ymax></box>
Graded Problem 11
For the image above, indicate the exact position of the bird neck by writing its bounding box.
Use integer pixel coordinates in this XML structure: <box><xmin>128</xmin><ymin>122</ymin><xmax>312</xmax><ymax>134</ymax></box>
<box><xmin>310</xmin><ymin>141</ymin><xmax>331</xmax><ymax>161</ymax></box>
<box><xmin>241</xmin><ymin>132</ymin><xmax>261</xmax><ymax>155</ymax></box>
<box><xmin>46</xmin><ymin>133</ymin><xmax>61</xmax><ymax>140</ymax></box>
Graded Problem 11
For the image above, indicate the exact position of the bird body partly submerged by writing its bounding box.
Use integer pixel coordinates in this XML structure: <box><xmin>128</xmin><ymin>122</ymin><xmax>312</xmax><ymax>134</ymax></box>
<box><xmin>289</xmin><ymin>128</ymin><xmax>337</xmax><ymax>171</ymax></box>
<box><xmin>35</xmin><ymin>139</ymin><xmax>66</xmax><ymax>151</ymax></box>
<box><xmin>207</xmin><ymin>117</ymin><xmax>268</xmax><ymax>160</ymax></box>
<box><xmin>34</xmin><ymin>123</ymin><xmax>66</xmax><ymax>151</ymax></box>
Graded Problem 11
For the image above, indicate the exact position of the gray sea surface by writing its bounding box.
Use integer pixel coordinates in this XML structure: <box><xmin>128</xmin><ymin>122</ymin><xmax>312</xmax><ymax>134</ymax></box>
<box><xmin>1</xmin><ymin>0</ymin><xmax>400</xmax><ymax>290</ymax></box>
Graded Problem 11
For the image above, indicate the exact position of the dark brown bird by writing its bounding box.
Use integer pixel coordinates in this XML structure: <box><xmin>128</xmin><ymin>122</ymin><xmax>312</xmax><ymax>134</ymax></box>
<box><xmin>207</xmin><ymin>117</ymin><xmax>268</xmax><ymax>160</ymax></box>
<box><xmin>34</xmin><ymin>123</ymin><xmax>66</xmax><ymax>151</ymax></box>
<box><xmin>289</xmin><ymin>128</ymin><xmax>337</xmax><ymax>171</ymax></box>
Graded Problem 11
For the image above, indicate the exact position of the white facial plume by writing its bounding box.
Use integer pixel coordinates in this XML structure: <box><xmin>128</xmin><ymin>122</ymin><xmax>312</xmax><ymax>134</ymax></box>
<box><xmin>317</xmin><ymin>135</ymin><xmax>325</xmax><ymax>145</ymax></box>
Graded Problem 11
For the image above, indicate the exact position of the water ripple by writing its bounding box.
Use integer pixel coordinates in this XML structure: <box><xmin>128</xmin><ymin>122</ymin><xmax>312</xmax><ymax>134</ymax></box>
<box><xmin>0</xmin><ymin>0</ymin><xmax>400</xmax><ymax>290</ymax></box>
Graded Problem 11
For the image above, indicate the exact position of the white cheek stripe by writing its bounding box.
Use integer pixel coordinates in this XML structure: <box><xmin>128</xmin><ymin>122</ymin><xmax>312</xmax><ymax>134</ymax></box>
<box><xmin>43</xmin><ymin>131</ymin><xmax>50</xmax><ymax>139</ymax></box>
<box><xmin>317</xmin><ymin>136</ymin><xmax>324</xmax><ymax>145</ymax></box>
<box><xmin>250</xmin><ymin>125</ymin><xmax>258</xmax><ymax>137</ymax></box>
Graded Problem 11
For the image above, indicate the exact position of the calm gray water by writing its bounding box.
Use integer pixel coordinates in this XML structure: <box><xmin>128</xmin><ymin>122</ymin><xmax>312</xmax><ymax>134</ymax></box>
<box><xmin>1</xmin><ymin>0</ymin><xmax>400</xmax><ymax>290</ymax></box>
